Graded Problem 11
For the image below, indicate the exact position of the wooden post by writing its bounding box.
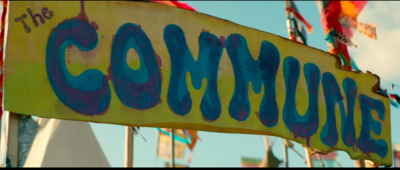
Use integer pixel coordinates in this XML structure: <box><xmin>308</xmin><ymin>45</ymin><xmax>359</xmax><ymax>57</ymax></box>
<box><xmin>124</xmin><ymin>126</ymin><xmax>133</xmax><ymax>167</ymax></box>
<box><xmin>283</xmin><ymin>139</ymin><xmax>289</xmax><ymax>167</ymax></box>
<box><xmin>259</xmin><ymin>136</ymin><xmax>270</xmax><ymax>167</ymax></box>
<box><xmin>354</xmin><ymin>159</ymin><xmax>365</xmax><ymax>167</ymax></box>
<box><xmin>170</xmin><ymin>128</ymin><xmax>175</xmax><ymax>168</ymax></box>
<box><xmin>305</xmin><ymin>148</ymin><xmax>313</xmax><ymax>167</ymax></box>
<box><xmin>283</xmin><ymin>3</ymin><xmax>292</xmax><ymax>167</ymax></box>
<box><xmin>364</xmin><ymin>160</ymin><xmax>379</xmax><ymax>168</ymax></box>
<box><xmin>316</xmin><ymin>153</ymin><xmax>325</xmax><ymax>167</ymax></box>
<box><xmin>5</xmin><ymin>112</ymin><xmax>20</xmax><ymax>167</ymax></box>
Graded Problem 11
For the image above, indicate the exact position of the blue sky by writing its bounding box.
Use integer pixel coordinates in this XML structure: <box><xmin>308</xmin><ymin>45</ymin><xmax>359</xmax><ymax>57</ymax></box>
<box><xmin>2</xmin><ymin>1</ymin><xmax>400</xmax><ymax>168</ymax></box>
<box><xmin>88</xmin><ymin>1</ymin><xmax>400</xmax><ymax>167</ymax></box>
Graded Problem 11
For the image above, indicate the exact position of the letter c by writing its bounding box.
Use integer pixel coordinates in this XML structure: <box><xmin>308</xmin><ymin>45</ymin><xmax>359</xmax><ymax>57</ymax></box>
<box><xmin>46</xmin><ymin>19</ymin><xmax>111</xmax><ymax>115</ymax></box>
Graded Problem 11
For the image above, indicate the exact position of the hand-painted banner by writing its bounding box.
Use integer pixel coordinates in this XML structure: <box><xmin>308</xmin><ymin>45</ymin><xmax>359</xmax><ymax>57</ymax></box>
<box><xmin>3</xmin><ymin>1</ymin><xmax>391</xmax><ymax>165</ymax></box>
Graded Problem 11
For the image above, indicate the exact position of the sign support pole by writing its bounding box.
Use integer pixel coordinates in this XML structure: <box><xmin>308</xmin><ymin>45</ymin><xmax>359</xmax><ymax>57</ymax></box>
<box><xmin>285</xmin><ymin>1</ymin><xmax>313</xmax><ymax>167</ymax></box>
<box><xmin>305</xmin><ymin>148</ymin><xmax>313</xmax><ymax>167</ymax></box>
<box><xmin>170</xmin><ymin>128</ymin><xmax>175</xmax><ymax>168</ymax></box>
<box><xmin>259</xmin><ymin>136</ymin><xmax>270</xmax><ymax>167</ymax></box>
<box><xmin>354</xmin><ymin>159</ymin><xmax>365</xmax><ymax>167</ymax></box>
<box><xmin>283</xmin><ymin>139</ymin><xmax>289</xmax><ymax>167</ymax></box>
<box><xmin>5</xmin><ymin>112</ymin><xmax>20</xmax><ymax>167</ymax></box>
<box><xmin>124</xmin><ymin>126</ymin><xmax>133</xmax><ymax>167</ymax></box>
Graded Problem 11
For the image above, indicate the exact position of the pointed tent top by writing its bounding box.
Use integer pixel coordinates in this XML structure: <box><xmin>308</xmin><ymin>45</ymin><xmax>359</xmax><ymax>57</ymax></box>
<box><xmin>24</xmin><ymin>118</ymin><xmax>110</xmax><ymax>167</ymax></box>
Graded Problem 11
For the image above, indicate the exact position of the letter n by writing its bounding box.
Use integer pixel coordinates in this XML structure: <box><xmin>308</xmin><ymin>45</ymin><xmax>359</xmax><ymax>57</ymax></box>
<box><xmin>282</xmin><ymin>57</ymin><xmax>320</xmax><ymax>145</ymax></box>
<box><xmin>320</xmin><ymin>73</ymin><xmax>357</xmax><ymax>147</ymax></box>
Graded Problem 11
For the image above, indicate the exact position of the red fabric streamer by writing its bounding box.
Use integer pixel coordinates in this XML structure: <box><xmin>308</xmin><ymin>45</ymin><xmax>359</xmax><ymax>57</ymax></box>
<box><xmin>318</xmin><ymin>1</ymin><xmax>374</xmax><ymax>71</ymax></box>
<box><xmin>0</xmin><ymin>0</ymin><xmax>7</xmax><ymax>120</ymax></box>
<box><xmin>170</xmin><ymin>1</ymin><xmax>196</xmax><ymax>11</ymax></box>
<box><xmin>319</xmin><ymin>1</ymin><xmax>353</xmax><ymax>70</ymax></box>
<box><xmin>286</xmin><ymin>7</ymin><xmax>313</xmax><ymax>33</ymax></box>
<box><xmin>153</xmin><ymin>0</ymin><xmax>196</xmax><ymax>11</ymax></box>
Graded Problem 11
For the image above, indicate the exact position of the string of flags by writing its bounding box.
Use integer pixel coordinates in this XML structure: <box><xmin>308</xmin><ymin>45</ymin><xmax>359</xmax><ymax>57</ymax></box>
<box><xmin>285</xmin><ymin>0</ymin><xmax>313</xmax><ymax>45</ymax></box>
<box><xmin>314</xmin><ymin>1</ymin><xmax>400</xmax><ymax>107</ymax></box>
<box><xmin>379</xmin><ymin>81</ymin><xmax>400</xmax><ymax>108</ymax></box>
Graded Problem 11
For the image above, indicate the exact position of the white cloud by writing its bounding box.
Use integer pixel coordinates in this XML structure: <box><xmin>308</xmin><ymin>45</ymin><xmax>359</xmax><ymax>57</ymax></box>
<box><xmin>350</xmin><ymin>2</ymin><xmax>400</xmax><ymax>86</ymax></box>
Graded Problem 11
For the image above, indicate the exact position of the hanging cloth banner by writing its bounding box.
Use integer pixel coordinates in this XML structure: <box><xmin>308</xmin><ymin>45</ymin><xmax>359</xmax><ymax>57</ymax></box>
<box><xmin>157</xmin><ymin>128</ymin><xmax>200</xmax><ymax>163</ymax></box>
<box><xmin>157</xmin><ymin>128</ymin><xmax>191</xmax><ymax>145</ymax></box>
<box><xmin>156</xmin><ymin>129</ymin><xmax>187</xmax><ymax>160</ymax></box>
<box><xmin>2</xmin><ymin>1</ymin><xmax>391</xmax><ymax>165</ymax></box>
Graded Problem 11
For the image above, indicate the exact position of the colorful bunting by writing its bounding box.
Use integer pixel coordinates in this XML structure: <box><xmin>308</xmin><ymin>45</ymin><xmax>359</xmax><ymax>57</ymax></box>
<box><xmin>157</xmin><ymin>128</ymin><xmax>190</xmax><ymax>145</ymax></box>
<box><xmin>316</xmin><ymin>1</ymin><xmax>376</xmax><ymax>71</ymax></box>
<box><xmin>315</xmin><ymin>1</ymin><xmax>400</xmax><ymax>110</ymax></box>
<box><xmin>156</xmin><ymin>129</ymin><xmax>188</xmax><ymax>160</ymax></box>
<box><xmin>389</xmin><ymin>94</ymin><xmax>400</xmax><ymax>107</ymax></box>
<box><xmin>378</xmin><ymin>83</ymin><xmax>400</xmax><ymax>108</ymax></box>
<box><xmin>286</xmin><ymin>0</ymin><xmax>312</xmax><ymax>45</ymax></box>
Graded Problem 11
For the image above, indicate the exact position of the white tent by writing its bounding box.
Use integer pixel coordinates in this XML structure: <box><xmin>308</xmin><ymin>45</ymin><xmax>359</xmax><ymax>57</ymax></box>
<box><xmin>23</xmin><ymin>118</ymin><xmax>110</xmax><ymax>167</ymax></box>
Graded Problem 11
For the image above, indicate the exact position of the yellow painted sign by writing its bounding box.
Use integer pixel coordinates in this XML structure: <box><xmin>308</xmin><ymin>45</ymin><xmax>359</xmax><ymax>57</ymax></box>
<box><xmin>3</xmin><ymin>1</ymin><xmax>391</xmax><ymax>165</ymax></box>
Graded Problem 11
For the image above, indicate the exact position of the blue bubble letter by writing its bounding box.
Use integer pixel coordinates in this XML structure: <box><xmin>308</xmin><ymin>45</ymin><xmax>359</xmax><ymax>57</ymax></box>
<box><xmin>46</xmin><ymin>19</ymin><xmax>111</xmax><ymax>115</ymax></box>
<box><xmin>358</xmin><ymin>94</ymin><xmax>388</xmax><ymax>158</ymax></box>
<box><xmin>320</xmin><ymin>73</ymin><xmax>357</xmax><ymax>147</ymax></box>
<box><xmin>225</xmin><ymin>34</ymin><xmax>280</xmax><ymax>127</ymax></box>
<box><xmin>283</xmin><ymin>57</ymin><xmax>320</xmax><ymax>145</ymax></box>
<box><xmin>164</xmin><ymin>25</ymin><xmax>223</xmax><ymax>121</ymax></box>
<box><xmin>111</xmin><ymin>23</ymin><xmax>162</xmax><ymax>109</ymax></box>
